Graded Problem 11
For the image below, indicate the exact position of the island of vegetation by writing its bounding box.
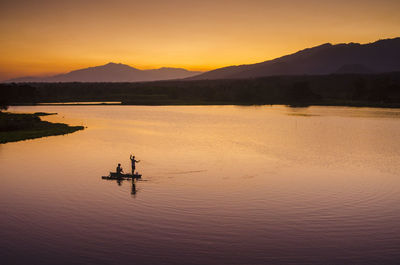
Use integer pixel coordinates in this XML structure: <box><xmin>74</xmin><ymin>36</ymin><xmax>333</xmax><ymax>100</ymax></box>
<box><xmin>0</xmin><ymin>110</ymin><xmax>84</xmax><ymax>144</ymax></box>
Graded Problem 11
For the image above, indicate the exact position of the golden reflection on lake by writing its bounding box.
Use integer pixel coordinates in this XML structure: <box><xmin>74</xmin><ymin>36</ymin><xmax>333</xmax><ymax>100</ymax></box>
<box><xmin>1</xmin><ymin>105</ymin><xmax>400</xmax><ymax>265</ymax></box>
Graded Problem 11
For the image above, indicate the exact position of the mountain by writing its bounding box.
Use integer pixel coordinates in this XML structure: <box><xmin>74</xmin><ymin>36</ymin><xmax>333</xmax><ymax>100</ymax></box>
<box><xmin>5</xmin><ymin>63</ymin><xmax>202</xmax><ymax>82</ymax></box>
<box><xmin>188</xmin><ymin>37</ymin><xmax>400</xmax><ymax>80</ymax></box>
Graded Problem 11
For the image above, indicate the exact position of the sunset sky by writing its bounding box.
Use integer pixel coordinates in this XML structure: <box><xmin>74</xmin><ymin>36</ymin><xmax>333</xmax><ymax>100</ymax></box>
<box><xmin>1</xmin><ymin>0</ymin><xmax>399</xmax><ymax>80</ymax></box>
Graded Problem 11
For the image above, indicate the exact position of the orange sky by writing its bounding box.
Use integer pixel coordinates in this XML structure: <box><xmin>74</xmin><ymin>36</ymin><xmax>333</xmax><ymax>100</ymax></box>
<box><xmin>1</xmin><ymin>0</ymin><xmax>399</xmax><ymax>80</ymax></box>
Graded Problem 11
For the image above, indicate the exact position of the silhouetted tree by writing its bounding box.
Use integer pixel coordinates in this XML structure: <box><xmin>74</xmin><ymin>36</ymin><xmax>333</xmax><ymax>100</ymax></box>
<box><xmin>352</xmin><ymin>78</ymin><xmax>367</xmax><ymax>100</ymax></box>
<box><xmin>285</xmin><ymin>81</ymin><xmax>320</xmax><ymax>103</ymax></box>
<box><xmin>0</xmin><ymin>102</ymin><xmax>8</xmax><ymax>111</ymax></box>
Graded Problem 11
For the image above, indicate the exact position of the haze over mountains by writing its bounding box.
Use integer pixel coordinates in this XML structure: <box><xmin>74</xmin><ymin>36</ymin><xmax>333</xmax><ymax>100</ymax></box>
<box><xmin>5</xmin><ymin>63</ymin><xmax>202</xmax><ymax>83</ymax></box>
<box><xmin>188</xmin><ymin>37</ymin><xmax>400</xmax><ymax>80</ymax></box>
<box><xmin>4</xmin><ymin>37</ymin><xmax>400</xmax><ymax>83</ymax></box>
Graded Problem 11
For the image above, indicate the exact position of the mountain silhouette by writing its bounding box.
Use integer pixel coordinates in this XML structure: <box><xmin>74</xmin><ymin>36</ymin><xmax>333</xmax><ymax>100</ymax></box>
<box><xmin>6</xmin><ymin>63</ymin><xmax>202</xmax><ymax>82</ymax></box>
<box><xmin>188</xmin><ymin>37</ymin><xmax>400</xmax><ymax>80</ymax></box>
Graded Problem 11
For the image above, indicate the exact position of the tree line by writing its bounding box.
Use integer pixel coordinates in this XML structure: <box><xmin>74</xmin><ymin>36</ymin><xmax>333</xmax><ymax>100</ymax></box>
<box><xmin>1</xmin><ymin>72</ymin><xmax>400</xmax><ymax>107</ymax></box>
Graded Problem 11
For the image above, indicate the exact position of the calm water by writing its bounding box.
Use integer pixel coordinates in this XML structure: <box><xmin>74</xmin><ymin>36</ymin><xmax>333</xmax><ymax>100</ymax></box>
<box><xmin>1</xmin><ymin>105</ymin><xmax>400</xmax><ymax>265</ymax></box>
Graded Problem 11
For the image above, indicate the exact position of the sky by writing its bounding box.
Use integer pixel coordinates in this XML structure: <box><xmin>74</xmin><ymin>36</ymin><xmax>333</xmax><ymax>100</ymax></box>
<box><xmin>0</xmin><ymin>0</ymin><xmax>399</xmax><ymax>80</ymax></box>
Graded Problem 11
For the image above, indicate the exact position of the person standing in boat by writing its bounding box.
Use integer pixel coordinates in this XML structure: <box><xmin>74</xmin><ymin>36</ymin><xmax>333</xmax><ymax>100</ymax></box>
<box><xmin>130</xmin><ymin>155</ymin><xmax>140</xmax><ymax>174</ymax></box>
<box><xmin>116</xmin><ymin>163</ymin><xmax>123</xmax><ymax>174</ymax></box>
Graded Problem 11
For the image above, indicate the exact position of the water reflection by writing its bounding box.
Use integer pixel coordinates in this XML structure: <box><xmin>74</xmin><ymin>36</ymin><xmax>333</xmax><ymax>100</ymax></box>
<box><xmin>102</xmin><ymin>178</ymin><xmax>140</xmax><ymax>197</ymax></box>
<box><xmin>1</xmin><ymin>105</ymin><xmax>400</xmax><ymax>265</ymax></box>
<box><xmin>131</xmin><ymin>180</ymin><xmax>137</xmax><ymax>197</ymax></box>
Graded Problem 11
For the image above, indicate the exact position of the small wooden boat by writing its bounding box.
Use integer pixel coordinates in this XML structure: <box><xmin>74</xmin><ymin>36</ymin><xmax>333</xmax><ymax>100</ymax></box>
<box><xmin>102</xmin><ymin>172</ymin><xmax>142</xmax><ymax>180</ymax></box>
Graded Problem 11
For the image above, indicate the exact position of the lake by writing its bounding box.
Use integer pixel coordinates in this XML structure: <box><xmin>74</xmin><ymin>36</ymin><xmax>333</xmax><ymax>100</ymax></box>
<box><xmin>1</xmin><ymin>105</ymin><xmax>400</xmax><ymax>265</ymax></box>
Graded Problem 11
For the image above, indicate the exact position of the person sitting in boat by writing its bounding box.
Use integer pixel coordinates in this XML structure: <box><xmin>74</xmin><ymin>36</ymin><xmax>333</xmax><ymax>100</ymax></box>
<box><xmin>116</xmin><ymin>163</ymin><xmax>123</xmax><ymax>174</ymax></box>
<box><xmin>130</xmin><ymin>155</ymin><xmax>140</xmax><ymax>174</ymax></box>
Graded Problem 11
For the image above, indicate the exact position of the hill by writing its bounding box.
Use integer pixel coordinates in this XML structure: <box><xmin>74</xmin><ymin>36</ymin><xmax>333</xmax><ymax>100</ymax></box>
<box><xmin>188</xmin><ymin>37</ymin><xmax>400</xmax><ymax>80</ymax></box>
<box><xmin>5</xmin><ymin>63</ymin><xmax>202</xmax><ymax>83</ymax></box>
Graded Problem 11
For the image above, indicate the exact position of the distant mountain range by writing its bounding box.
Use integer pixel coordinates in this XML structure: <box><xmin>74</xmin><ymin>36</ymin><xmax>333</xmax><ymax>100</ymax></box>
<box><xmin>5</xmin><ymin>63</ymin><xmax>202</xmax><ymax>82</ymax></box>
<box><xmin>4</xmin><ymin>37</ymin><xmax>400</xmax><ymax>83</ymax></box>
<box><xmin>187</xmin><ymin>37</ymin><xmax>400</xmax><ymax>80</ymax></box>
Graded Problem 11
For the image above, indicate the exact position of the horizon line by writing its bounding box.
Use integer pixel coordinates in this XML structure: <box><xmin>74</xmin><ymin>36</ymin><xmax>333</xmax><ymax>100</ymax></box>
<box><xmin>3</xmin><ymin>36</ymin><xmax>399</xmax><ymax>81</ymax></box>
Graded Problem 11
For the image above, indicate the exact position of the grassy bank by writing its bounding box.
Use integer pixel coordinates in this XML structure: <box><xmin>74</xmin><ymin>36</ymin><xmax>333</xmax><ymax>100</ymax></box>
<box><xmin>0</xmin><ymin>112</ymin><xmax>84</xmax><ymax>144</ymax></box>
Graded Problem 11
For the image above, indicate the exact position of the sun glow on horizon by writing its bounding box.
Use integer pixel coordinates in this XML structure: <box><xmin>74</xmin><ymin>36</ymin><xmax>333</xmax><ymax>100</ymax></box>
<box><xmin>1</xmin><ymin>0</ymin><xmax>400</xmax><ymax>80</ymax></box>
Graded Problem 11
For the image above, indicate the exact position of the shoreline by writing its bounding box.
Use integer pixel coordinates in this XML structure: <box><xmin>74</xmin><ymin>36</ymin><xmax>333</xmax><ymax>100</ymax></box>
<box><xmin>0</xmin><ymin>112</ymin><xmax>84</xmax><ymax>144</ymax></box>
<box><xmin>3</xmin><ymin>72</ymin><xmax>400</xmax><ymax>109</ymax></box>
<box><xmin>8</xmin><ymin>101</ymin><xmax>400</xmax><ymax>109</ymax></box>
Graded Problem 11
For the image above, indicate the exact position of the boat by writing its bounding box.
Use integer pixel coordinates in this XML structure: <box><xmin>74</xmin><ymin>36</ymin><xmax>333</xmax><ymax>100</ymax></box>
<box><xmin>102</xmin><ymin>172</ymin><xmax>142</xmax><ymax>180</ymax></box>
